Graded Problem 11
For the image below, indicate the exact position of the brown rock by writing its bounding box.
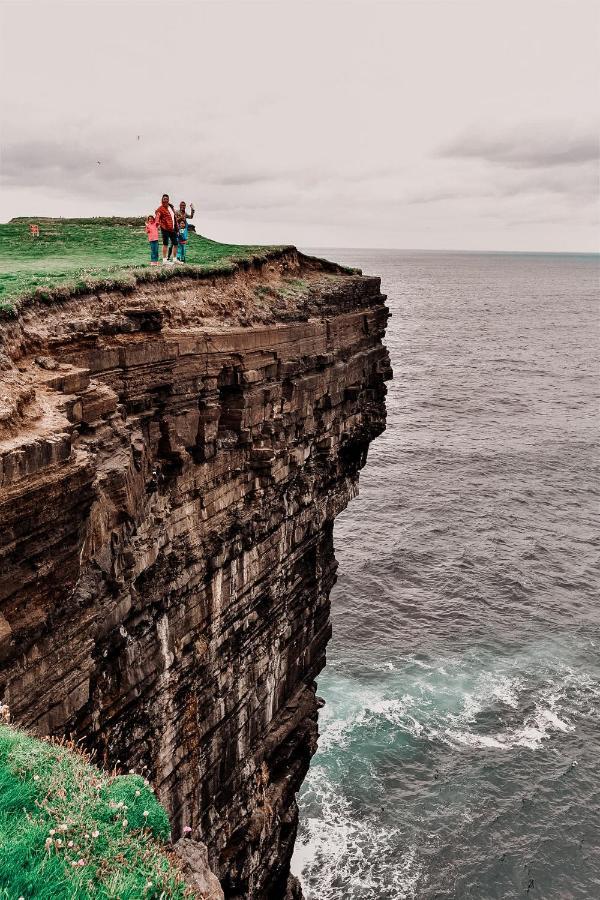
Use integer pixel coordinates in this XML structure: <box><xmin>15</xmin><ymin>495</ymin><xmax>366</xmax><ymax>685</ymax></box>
<box><xmin>174</xmin><ymin>838</ymin><xmax>224</xmax><ymax>900</ymax></box>
<box><xmin>0</xmin><ymin>613</ymin><xmax>12</xmax><ymax>661</ymax></box>
<box><xmin>284</xmin><ymin>874</ymin><xmax>304</xmax><ymax>900</ymax></box>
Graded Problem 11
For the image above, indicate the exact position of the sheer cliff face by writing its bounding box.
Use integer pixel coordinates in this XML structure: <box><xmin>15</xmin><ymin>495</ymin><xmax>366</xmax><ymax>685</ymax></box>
<box><xmin>0</xmin><ymin>250</ymin><xmax>391</xmax><ymax>898</ymax></box>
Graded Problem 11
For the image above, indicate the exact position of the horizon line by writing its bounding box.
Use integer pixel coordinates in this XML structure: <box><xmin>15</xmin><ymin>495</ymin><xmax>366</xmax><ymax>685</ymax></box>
<box><xmin>302</xmin><ymin>245</ymin><xmax>600</xmax><ymax>256</ymax></box>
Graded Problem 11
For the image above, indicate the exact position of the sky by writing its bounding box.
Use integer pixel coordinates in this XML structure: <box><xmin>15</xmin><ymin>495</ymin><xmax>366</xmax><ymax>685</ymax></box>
<box><xmin>0</xmin><ymin>0</ymin><xmax>599</xmax><ymax>251</ymax></box>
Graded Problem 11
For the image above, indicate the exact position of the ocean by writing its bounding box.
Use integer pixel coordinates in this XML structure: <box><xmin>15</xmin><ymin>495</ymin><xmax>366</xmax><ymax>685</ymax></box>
<box><xmin>292</xmin><ymin>250</ymin><xmax>600</xmax><ymax>900</ymax></box>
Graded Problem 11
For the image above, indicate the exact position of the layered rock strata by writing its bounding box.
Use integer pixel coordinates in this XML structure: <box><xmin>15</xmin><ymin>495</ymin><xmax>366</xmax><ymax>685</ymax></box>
<box><xmin>0</xmin><ymin>249</ymin><xmax>391</xmax><ymax>897</ymax></box>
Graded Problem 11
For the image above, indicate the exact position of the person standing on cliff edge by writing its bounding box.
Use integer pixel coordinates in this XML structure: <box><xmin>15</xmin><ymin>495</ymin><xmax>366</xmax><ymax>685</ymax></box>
<box><xmin>155</xmin><ymin>193</ymin><xmax>179</xmax><ymax>265</ymax></box>
<box><xmin>176</xmin><ymin>200</ymin><xmax>194</xmax><ymax>228</ymax></box>
<box><xmin>175</xmin><ymin>200</ymin><xmax>194</xmax><ymax>262</ymax></box>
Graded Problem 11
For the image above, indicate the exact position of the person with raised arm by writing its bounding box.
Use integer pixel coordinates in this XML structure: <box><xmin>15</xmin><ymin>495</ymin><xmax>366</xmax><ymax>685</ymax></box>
<box><xmin>175</xmin><ymin>200</ymin><xmax>195</xmax><ymax>262</ymax></box>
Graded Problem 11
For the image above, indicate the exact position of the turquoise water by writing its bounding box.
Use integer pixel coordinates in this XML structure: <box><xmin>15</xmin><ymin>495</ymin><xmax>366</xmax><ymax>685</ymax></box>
<box><xmin>293</xmin><ymin>250</ymin><xmax>600</xmax><ymax>899</ymax></box>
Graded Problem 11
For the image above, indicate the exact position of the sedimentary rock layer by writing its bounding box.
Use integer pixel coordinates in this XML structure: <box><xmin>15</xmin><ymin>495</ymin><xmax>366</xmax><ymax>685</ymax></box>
<box><xmin>0</xmin><ymin>249</ymin><xmax>391</xmax><ymax>897</ymax></box>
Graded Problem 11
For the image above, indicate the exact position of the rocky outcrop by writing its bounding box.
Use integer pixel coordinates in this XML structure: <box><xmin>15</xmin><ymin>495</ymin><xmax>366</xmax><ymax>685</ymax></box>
<box><xmin>0</xmin><ymin>248</ymin><xmax>390</xmax><ymax>897</ymax></box>
<box><xmin>173</xmin><ymin>838</ymin><xmax>225</xmax><ymax>899</ymax></box>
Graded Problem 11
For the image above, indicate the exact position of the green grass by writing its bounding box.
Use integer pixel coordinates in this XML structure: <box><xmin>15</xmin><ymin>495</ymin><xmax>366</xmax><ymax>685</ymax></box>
<box><xmin>0</xmin><ymin>218</ymin><xmax>285</xmax><ymax>317</ymax></box>
<box><xmin>0</xmin><ymin>724</ymin><xmax>191</xmax><ymax>899</ymax></box>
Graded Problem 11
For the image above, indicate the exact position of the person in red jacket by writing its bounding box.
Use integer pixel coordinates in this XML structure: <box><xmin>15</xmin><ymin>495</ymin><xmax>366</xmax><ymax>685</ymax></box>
<box><xmin>154</xmin><ymin>193</ymin><xmax>179</xmax><ymax>265</ymax></box>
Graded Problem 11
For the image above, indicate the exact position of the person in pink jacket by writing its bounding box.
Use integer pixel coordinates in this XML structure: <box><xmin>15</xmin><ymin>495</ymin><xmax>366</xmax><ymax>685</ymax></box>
<box><xmin>145</xmin><ymin>215</ymin><xmax>160</xmax><ymax>265</ymax></box>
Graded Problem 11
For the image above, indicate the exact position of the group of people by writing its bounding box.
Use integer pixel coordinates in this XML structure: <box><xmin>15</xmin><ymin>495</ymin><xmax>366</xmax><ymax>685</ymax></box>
<box><xmin>145</xmin><ymin>194</ymin><xmax>195</xmax><ymax>266</ymax></box>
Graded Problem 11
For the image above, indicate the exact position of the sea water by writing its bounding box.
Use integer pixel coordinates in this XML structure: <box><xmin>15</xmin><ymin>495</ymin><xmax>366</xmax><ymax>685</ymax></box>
<box><xmin>292</xmin><ymin>250</ymin><xmax>600</xmax><ymax>900</ymax></box>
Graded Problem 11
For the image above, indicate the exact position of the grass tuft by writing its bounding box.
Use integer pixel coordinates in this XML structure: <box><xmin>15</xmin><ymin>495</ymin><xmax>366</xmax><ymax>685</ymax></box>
<box><xmin>0</xmin><ymin>724</ymin><xmax>192</xmax><ymax>899</ymax></box>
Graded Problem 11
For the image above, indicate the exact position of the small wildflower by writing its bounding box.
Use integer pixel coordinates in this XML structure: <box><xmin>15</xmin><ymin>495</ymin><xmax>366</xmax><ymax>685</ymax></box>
<box><xmin>135</xmin><ymin>789</ymin><xmax>141</xmax><ymax>797</ymax></box>
<box><xmin>45</xmin><ymin>838</ymin><xmax>52</xmax><ymax>849</ymax></box>
<box><xmin>143</xmin><ymin>810</ymin><xmax>149</xmax><ymax>817</ymax></box>
<box><xmin>68</xmin><ymin>840</ymin><xmax>74</xmax><ymax>848</ymax></box>
<box><xmin>33</xmin><ymin>774</ymin><xmax>40</xmax><ymax>781</ymax></box>
<box><xmin>49</xmin><ymin>829</ymin><xmax>56</xmax><ymax>835</ymax></box>
<box><xmin>56</xmin><ymin>839</ymin><xmax>63</xmax><ymax>847</ymax></box>
<box><xmin>91</xmin><ymin>830</ymin><xmax>99</xmax><ymax>839</ymax></box>
<box><xmin>78</xmin><ymin>859</ymin><xmax>86</xmax><ymax>866</ymax></box>
<box><xmin>59</xmin><ymin>824</ymin><xmax>68</xmax><ymax>832</ymax></box>
<box><xmin>84</xmin><ymin>833</ymin><xmax>89</xmax><ymax>839</ymax></box>
<box><xmin>122</xmin><ymin>819</ymin><xmax>128</xmax><ymax>828</ymax></box>
<box><xmin>183</xmin><ymin>825</ymin><xmax>192</xmax><ymax>834</ymax></box>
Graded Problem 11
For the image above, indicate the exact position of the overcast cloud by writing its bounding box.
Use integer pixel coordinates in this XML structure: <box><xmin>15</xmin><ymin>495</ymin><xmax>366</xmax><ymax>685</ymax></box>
<box><xmin>1</xmin><ymin>0</ymin><xmax>598</xmax><ymax>251</ymax></box>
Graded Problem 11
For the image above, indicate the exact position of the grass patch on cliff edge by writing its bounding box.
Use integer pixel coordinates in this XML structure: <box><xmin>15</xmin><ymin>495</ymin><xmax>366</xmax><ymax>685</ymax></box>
<box><xmin>0</xmin><ymin>723</ymin><xmax>191</xmax><ymax>899</ymax></box>
<box><xmin>0</xmin><ymin>218</ymin><xmax>285</xmax><ymax>317</ymax></box>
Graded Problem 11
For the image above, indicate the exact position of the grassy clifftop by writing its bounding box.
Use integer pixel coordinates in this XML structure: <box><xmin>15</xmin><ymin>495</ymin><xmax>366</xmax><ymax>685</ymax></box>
<box><xmin>0</xmin><ymin>218</ymin><xmax>286</xmax><ymax>316</ymax></box>
<box><xmin>0</xmin><ymin>723</ymin><xmax>190</xmax><ymax>899</ymax></box>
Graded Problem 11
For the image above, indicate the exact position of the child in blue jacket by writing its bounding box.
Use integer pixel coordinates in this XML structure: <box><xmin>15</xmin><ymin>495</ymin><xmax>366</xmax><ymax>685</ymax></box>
<box><xmin>176</xmin><ymin>220</ymin><xmax>188</xmax><ymax>262</ymax></box>
<box><xmin>175</xmin><ymin>201</ymin><xmax>194</xmax><ymax>262</ymax></box>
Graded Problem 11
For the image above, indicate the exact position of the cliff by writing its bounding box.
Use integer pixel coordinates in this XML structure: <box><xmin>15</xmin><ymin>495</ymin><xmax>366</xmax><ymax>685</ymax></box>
<box><xmin>0</xmin><ymin>244</ymin><xmax>391</xmax><ymax>897</ymax></box>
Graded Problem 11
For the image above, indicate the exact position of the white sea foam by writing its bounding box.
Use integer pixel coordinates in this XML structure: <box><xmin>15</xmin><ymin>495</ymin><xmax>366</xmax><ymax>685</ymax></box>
<box><xmin>316</xmin><ymin>652</ymin><xmax>587</xmax><ymax>759</ymax></box>
<box><xmin>292</xmin><ymin>765</ymin><xmax>422</xmax><ymax>900</ymax></box>
<box><xmin>298</xmin><ymin>651</ymin><xmax>592</xmax><ymax>897</ymax></box>
<box><xmin>446</xmin><ymin>702</ymin><xmax>574</xmax><ymax>751</ymax></box>
<box><xmin>444</xmin><ymin>681</ymin><xmax>575</xmax><ymax>751</ymax></box>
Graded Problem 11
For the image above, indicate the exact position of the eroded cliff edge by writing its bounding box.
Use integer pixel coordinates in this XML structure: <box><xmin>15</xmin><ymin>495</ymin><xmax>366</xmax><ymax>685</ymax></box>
<box><xmin>0</xmin><ymin>247</ymin><xmax>391</xmax><ymax>898</ymax></box>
